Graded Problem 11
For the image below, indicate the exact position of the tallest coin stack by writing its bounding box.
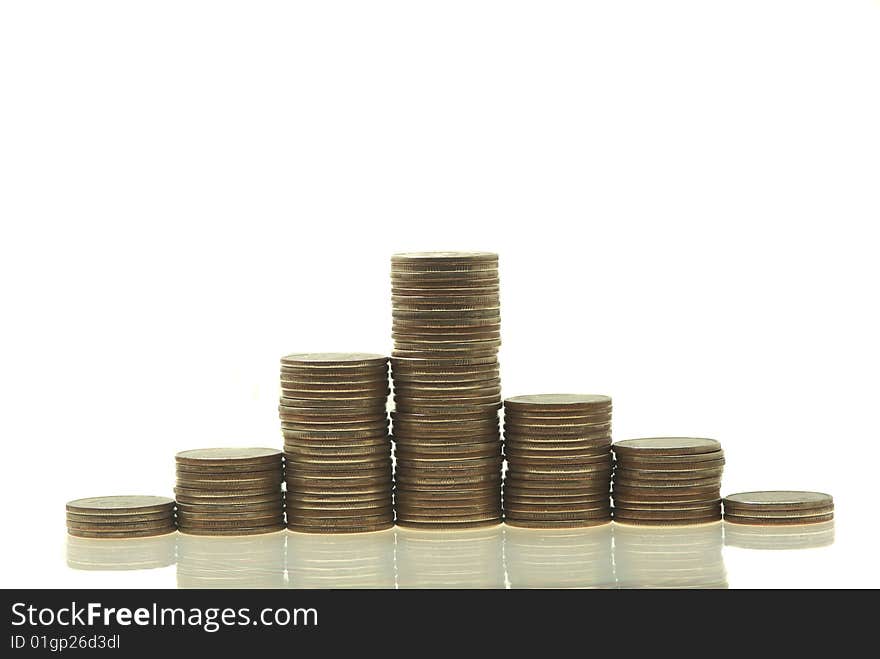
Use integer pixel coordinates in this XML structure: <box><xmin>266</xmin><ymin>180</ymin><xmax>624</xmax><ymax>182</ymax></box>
<box><xmin>390</xmin><ymin>252</ymin><xmax>504</xmax><ymax>529</ymax></box>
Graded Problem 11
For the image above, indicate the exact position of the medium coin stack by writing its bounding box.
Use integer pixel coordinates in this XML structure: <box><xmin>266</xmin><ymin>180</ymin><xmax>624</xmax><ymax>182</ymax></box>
<box><xmin>280</xmin><ymin>353</ymin><xmax>394</xmax><ymax>534</ymax></box>
<box><xmin>390</xmin><ymin>252</ymin><xmax>503</xmax><ymax>529</ymax></box>
<box><xmin>503</xmin><ymin>394</ymin><xmax>613</xmax><ymax>528</ymax></box>
<box><xmin>66</xmin><ymin>496</ymin><xmax>176</xmax><ymax>539</ymax></box>
<box><xmin>723</xmin><ymin>490</ymin><xmax>834</xmax><ymax>526</ymax></box>
<box><xmin>175</xmin><ymin>448</ymin><xmax>285</xmax><ymax>536</ymax></box>
<box><xmin>612</xmin><ymin>437</ymin><xmax>724</xmax><ymax>526</ymax></box>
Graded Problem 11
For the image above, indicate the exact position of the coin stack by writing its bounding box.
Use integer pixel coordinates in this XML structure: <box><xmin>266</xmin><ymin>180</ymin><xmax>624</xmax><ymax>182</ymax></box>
<box><xmin>280</xmin><ymin>353</ymin><xmax>394</xmax><ymax>533</ymax></box>
<box><xmin>390</xmin><ymin>252</ymin><xmax>503</xmax><ymax>529</ymax></box>
<box><xmin>612</xmin><ymin>438</ymin><xmax>724</xmax><ymax>525</ymax></box>
<box><xmin>175</xmin><ymin>448</ymin><xmax>285</xmax><ymax>536</ymax></box>
<box><xmin>66</xmin><ymin>496</ymin><xmax>176</xmax><ymax>539</ymax></box>
<box><xmin>503</xmin><ymin>394</ymin><xmax>613</xmax><ymax>528</ymax></box>
<box><xmin>723</xmin><ymin>490</ymin><xmax>834</xmax><ymax>526</ymax></box>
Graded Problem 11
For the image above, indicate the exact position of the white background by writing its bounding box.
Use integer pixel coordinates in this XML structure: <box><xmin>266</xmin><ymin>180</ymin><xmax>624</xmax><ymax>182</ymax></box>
<box><xmin>1</xmin><ymin>1</ymin><xmax>878</xmax><ymax>588</ymax></box>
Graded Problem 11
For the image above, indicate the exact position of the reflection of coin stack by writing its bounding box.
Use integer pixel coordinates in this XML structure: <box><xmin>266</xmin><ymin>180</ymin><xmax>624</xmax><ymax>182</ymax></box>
<box><xmin>614</xmin><ymin>523</ymin><xmax>727</xmax><ymax>588</ymax></box>
<box><xmin>612</xmin><ymin>438</ymin><xmax>724</xmax><ymax>525</ymax></box>
<box><xmin>176</xmin><ymin>533</ymin><xmax>286</xmax><ymax>588</ymax></box>
<box><xmin>287</xmin><ymin>528</ymin><xmax>395</xmax><ymax>588</ymax></box>
<box><xmin>396</xmin><ymin>527</ymin><xmax>505</xmax><ymax>588</ymax></box>
<box><xmin>504</xmin><ymin>525</ymin><xmax>614</xmax><ymax>588</ymax></box>
<box><xmin>723</xmin><ymin>491</ymin><xmax>834</xmax><ymax>526</ymax></box>
<box><xmin>175</xmin><ymin>448</ymin><xmax>285</xmax><ymax>536</ymax></box>
<box><xmin>66</xmin><ymin>496</ymin><xmax>176</xmax><ymax>539</ymax></box>
<box><xmin>67</xmin><ymin>534</ymin><xmax>177</xmax><ymax>571</ymax></box>
<box><xmin>503</xmin><ymin>395</ymin><xmax>613</xmax><ymax>528</ymax></box>
<box><xmin>280</xmin><ymin>353</ymin><xmax>394</xmax><ymax>534</ymax></box>
<box><xmin>724</xmin><ymin>519</ymin><xmax>835</xmax><ymax>550</ymax></box>
<box><xmin>390</xmin><ymin>252</ymin><xmax>503</xmax><ymax>529</ymax></box>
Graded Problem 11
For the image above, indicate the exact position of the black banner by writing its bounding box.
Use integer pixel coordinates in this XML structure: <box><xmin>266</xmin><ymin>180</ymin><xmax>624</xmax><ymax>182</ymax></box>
<box><xmin>1</xmin><ymin>588</ymin><xmax>863</xmax><ymax>653</ymax></box>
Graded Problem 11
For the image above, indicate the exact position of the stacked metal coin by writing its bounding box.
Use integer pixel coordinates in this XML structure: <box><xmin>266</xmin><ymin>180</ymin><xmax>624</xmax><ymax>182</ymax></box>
<box><xmin>66</xmin><ymin>496</ymin><xmax>176</xmax><ymax>538</ymax></box>
<box><xmin>175</xmin><ymin>448</ymin><xmax>285</xmax><ymax>535</ymax></box>
<box><xmin>503</xmin><ymin>394</ymin><xmax>613</xmax><ymax>528</ymax></box>
<box><xmin>280</xmin><ymin>353</ymin><xmax>394</xmax><ymax>533</ymax></box>
<box><xmin>390</xmin><ymin>252</ymin><xmax>503</xmax><ymax>529</ymax></box>
<box><xmin>612</xmin><ymin>437</ymin><xmax>724</xmax><ymax>525</ymax></box>
<box><xmin>723</xmin><ymin>490</ymin><xmax>833</xmax><ymax>526</ymax></box>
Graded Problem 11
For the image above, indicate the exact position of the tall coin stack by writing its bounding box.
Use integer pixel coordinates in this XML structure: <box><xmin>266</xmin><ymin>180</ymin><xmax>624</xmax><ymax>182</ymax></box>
<box><xmin>390</xmin><ymin>252</ymin><xmax>503</xmax><ymax>529</ymax></box>
<box><xmin>175</xmin><ymin>448</ymin><xmax>285</xmax><ymax>536</ymax></box>
<box><xmin>280</xmin><ymin>353</ymin><xmax>394</xmax><ymax>533</ymax></box>
<box><xmin>612</xmin><ymin>438</ymin><xmax>724</xmax><ymax>526</ymax></box>
<box><xmin>503</xmin><ymin>394</ymin><xmax>613</xmax><ymax>528</ymax></box>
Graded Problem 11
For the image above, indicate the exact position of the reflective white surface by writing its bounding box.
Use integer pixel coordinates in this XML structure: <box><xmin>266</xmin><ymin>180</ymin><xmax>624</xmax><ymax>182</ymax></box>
<box><xmin>63</xmin><ymin>520</ymin><xmax>840</xmax><ymax>588</ymax></box>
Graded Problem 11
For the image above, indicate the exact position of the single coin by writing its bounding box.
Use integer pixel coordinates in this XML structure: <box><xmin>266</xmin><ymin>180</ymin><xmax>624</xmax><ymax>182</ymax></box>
<box><xmin>66</xmin><ymin>496</ymin><xmax>174</xmax><ymax>515</ymax></box>
<box><xmin>616</xmin><ymin>450</ymin><xmax>725</xmax><ymax>466</ymax></box>
<box><xmin>504</xmin><ymin>518</ymin><xmax>610</xmax><ymax>529</ymax></box>
<box><xmin>175</xmin><ymin>448</ymin><xmax>281</xmax><ymax>466</ymax></box>
<box><xmin>175</xmin><ymin>462</ymin><xmax>281</xmax><ymax>475</ymax></box>
<box><xmin>178</xmin><ymin>525</ymin><xmax>286</xmax><ymax>536</ymax></box>
<box><xmin>722</xmin><ymin>491</ymin><xmax>833</xmax><ymax>510</ymax></box>
<box><xmin>287</xmin><ymin>522</ymin><xmax>394</xmax><ymax>534</ymax></box>
<box><xmin>611</xmin><ymin>516</ymin><xmax>721</xmax><ymax>527</ymax></box>
<box><xmin>392</xmin><ymin>251</ymin><xmax>498</xmax><ymax>262</ymax></box>
<box><xmin>612</xmin><ymin>500</ymin><xmax>721</xmax><ymax>513</ymax></box>
<box><xmin>505</xmin><ymin>394</ymin><xmax>612</xmax><ymax>411</ymax></box>
<box><xmin>280</xmin><ymin>353</ymin><xmax>388</xmax><ymax>367</ymax></box>
<box><xmin>504</xmin><ymin>509</ymin><xmax>611</xmax><ymax>522</ymax></box>
<box><xmin>613</xmin><ymin>438</ymin><xmax>721</xmax><ymax>456</ymax></box>
<box><xmin>503</xmin><ymin>409</ymin><xmax>612</xmax><ymax>421</ymax></box>
<box><xmin>68</xmin><ymin>527</ymin><xmax>177</xmax><ymax>539</ymax></box>
<box><xmin>723</xmin><ymin>513</ymin><xmax>835</xmax><ymax>526</ymax></box>
<box><xmin>504</xmin><ymin>447</ymin><xmax>610</xmax><ymax>460</ymax></box>
<box><xmin>66</xmin><ymin>510</ymin><xmax>174</xmax><ymax>524</ymax></box>
<box><xmin>174</xmin><ymin>492</ymin><xmax>282</xmax><ymax>505</ymax></box>
<box><xmin>613</xmin><ymin>467</ymin><xmax>725</xmax><ymax>481</ymax></box>
<box><xmin>66</xmin><ymin>518</ymin><xmax>176</xmax><ymax>532</ymax></box>
<box><xmin>612</xmin><ymin>506</ymin><xmax>721</xmax><ymax>521</ymax></box>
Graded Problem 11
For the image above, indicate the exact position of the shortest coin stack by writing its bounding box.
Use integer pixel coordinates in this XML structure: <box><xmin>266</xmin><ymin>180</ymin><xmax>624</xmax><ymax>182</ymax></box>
<box><xmin>503</xmin><ymin>394</ymin><xmax>613</xmax><ymax>529</ymax></box>
<box><xmin>723</xmin><ymin>491</ymin><xmax>834</xmax><ymax>526</ymax></box>
<box><xmin>612</xmin><ymin>437</ymin><xmax>724</xmax><ymax>526</ymax></box>
<box><xmin>66</xmin><ymin>496</ymin><xmax>176</xmax><ymax>539</ymax></box>
<box><xmin>175</xmin><ymin>448</ymin><xmax>285</xmax><ymax>536</ymax></box>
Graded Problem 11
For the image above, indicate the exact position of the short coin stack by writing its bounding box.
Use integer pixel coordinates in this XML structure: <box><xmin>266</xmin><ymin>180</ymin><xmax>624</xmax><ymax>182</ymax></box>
<box><xmin>612</xmin><ymin>437</ymin><xmax>724</xmax><ymax>526</ymax></box>
<box><xmin>390</xmin><ymin>252</ymin><xmax>503</xmax><ymax>529</ymax></box>
<box><xmin>280</xmin><ymin>353</ymin><xmax>394</xmax><ymax>533</ymax></box>
<box><xmin>175</xmin><ymin>448</ymin><xmax>284</xmax><ymax>536</ymax></box>
<box><xmin>503</xmin><ymin>394</ymin><xmax>613</xmax><ymax>528</ymax></box>
<box><xmin>66</xmin><ymin>496</ymin><xmax>176</xmax><ymax>539</ymax></box>
<box><xmin>723</xmin><ymin>490</ymin><xmax>834</xmax><ymax>526</ymax></box>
